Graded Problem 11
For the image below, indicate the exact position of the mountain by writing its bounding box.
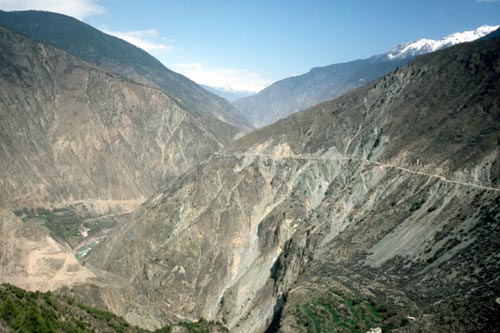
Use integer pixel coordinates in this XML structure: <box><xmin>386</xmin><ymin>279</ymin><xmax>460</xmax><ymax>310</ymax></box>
<box><xmin>233</xmin><ymin>57</ymin><xmax>409</xmax><ymax>128</ymax></box>
<box><xmin>0</xmin><ymin>10</ymin><xmax>254</xmax><ymax>132</ymax></box>
<box><xmin>82</xmin><ymin>31</ymin><xmax>500</xmax><ymax>332</ymax></box>
<box><xmin>387</xmin><ymin>24</ymin><xmax>499</xmax><ymax>60</ymax></box>
<box><xmin>233</xmin><ymin>25</ymin><xmax>498</xmax><ymax>128</ymax></box>
<box><xmin>201</xmin><ymin>85</ymin><xmax>254</xmax><ymax>102</ymax></box>
<box><xmin>480</xmin><ymin>26</ymin><xmax>500</xmax><ymax>40</ymax></box>
<box><xmin>0</xmin><ymin>25</ymin><xmax>237</xmax><ymax>214</ymax></box>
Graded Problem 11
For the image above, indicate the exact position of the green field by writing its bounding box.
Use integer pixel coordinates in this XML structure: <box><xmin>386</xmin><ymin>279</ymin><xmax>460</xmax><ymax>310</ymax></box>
<box><xmin>15</xmin><ymin>207</ymin><xmax>117</xmax><ymax>248</ymax></box>
<box><xmin>297</xmin><ymin>290</ymin><xmax>408</xmax><ymax>333</ymax></box>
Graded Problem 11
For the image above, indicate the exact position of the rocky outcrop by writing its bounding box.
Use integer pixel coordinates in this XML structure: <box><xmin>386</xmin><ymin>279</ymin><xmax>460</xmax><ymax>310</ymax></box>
<box><xmin>85</xmin><ymin>32</ymin><xmax>500</xmax><ymax>332</ymax></box>
<box><xmin>0</xmin><ymin>26</ymin><xmax>235</xmax><ymax>212</ymax></box>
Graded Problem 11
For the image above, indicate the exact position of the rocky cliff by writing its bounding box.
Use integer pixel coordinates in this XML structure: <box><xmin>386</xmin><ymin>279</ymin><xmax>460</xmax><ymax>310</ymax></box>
<box><xmin>84</xmin><ymin>30</ymin><xmax>500</xmax><ymax>332</ymax></box>
<box><xmin>0</xmin><ymin>26</ymin><xmax>236</xmax><ymax>212</ymax></box>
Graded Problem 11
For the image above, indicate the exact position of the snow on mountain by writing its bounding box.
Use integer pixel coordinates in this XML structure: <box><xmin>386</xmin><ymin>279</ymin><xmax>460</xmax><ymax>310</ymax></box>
<box><xmin>387</xmin><ymin>25</ymin><xmax>499</xmax><ymax>60</ymax></box>
<box><xmin>201</xmin><ymin>84</ymin><xmax>254</xmax><ymax>102</ymax></box>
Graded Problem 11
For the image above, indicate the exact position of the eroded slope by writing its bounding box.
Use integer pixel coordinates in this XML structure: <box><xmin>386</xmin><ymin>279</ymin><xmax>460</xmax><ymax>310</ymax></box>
<box><xmin>0</xmin><ymin>26</ymin><xmax>232</xmax><ymax>213</ymax></box>
<box><xmin>0</xmin><ymin>10</ymin><xmax>253</xmax><ymax>132</ymax></box>
<box><xmin>87</xmin><ymin>33</ymin><xmax>500</xmax><ymax>332</ymax></box>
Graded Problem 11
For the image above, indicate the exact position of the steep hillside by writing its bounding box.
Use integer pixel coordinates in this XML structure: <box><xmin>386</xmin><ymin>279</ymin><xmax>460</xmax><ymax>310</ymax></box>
<box><xmin>0</xmin><ymin>283</ymin><xmax>227</xmax><ymax>333</ymax></box>
<box><xmin>85</xmin><ymin>33</ymin><xmax>500</xmax><ymax>332</ymax></box>
<box><xmin>234</xmin><ymin>25</ymin><xmax>498</xmax><ymax>128</ymax></box>
<box><xmin>0</xmin><ymin>25</ymin><xmax>234</xmax><ymax>213</ymax></box>
<box><xmin>234</xmin><ymin>56</ymin><xmax>408</xmax><ymax>128</ymax></box>
<box><xmin>0</xmin><ymin>10</ymin><xmax>253</xmax><ymax>132</ymax></box>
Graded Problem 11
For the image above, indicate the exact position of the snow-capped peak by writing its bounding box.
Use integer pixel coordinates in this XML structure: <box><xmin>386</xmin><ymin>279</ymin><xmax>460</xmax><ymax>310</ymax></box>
<box><xmin>387</xmin><ymin>24</ymin><xmax>499</xmax><ymax>60</ymax></box>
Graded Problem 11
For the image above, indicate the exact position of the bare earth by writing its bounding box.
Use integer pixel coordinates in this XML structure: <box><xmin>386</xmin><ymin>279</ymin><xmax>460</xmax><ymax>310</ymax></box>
<box><xmin>0</xmin><ymin>209</ymin><xmax>95</xmax><ymax>291</ymax></box>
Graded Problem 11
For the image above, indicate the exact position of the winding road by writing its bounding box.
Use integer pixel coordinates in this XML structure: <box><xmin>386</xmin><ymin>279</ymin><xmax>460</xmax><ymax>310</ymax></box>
<box><xmin>219</xmin><ymin>152</ymin><xmax>500</xmax><ymax>192</ymax></box>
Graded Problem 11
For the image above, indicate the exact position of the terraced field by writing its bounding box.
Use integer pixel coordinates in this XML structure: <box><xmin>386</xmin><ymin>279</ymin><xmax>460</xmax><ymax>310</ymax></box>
<box><xmin>295</xmin><ymin>291</ymin><xmax>409</xmax><ymax>333</ymax></box>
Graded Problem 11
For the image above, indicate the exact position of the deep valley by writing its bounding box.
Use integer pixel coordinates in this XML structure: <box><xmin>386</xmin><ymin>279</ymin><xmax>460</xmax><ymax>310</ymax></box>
<box><xmin>0</xmin><ymin>8</ymin><xmax>499</xmax><ymax>333</ymax></box>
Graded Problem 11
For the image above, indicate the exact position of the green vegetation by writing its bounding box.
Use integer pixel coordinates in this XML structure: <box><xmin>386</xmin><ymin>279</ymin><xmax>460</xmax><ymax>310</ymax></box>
<box><xmin>45</xmin><ymin>210</ymin><xmax>82</xmax><ymax>240</ymax></box>
<box><xmin>0</xmin><ymin>284</ymin><xmax>227</xmax><ymax>333</ymax></box>
<box><xmin>409</xmin><ymin>198</ymin><xmax>426</xmax><ymax>212</ymax></box>
<box><xmin>174</xmin><ymin>318</ymin><xmax>228</xmax><ymax>333</ymax></box>
<box><xmin>295</xmin><ymin>290</ymin><xmax>408</xmax><ymax>333</ymax></box>
<box><xmin>15</xmin><ymin>207</ymin><xmax>81</xmax><ymax>239</ymax></box>
<box><xmin>303</xmin><ymin>305</ymin><xmax>321</xmax><ymax>333</ymax></box>
<box><xmin>15</xmin><ymin>207</ymin><xmax>117</xmax><ymax>247</ymax></box>
<box><xmin>87</xmin><ymin>219</ymin><xmax>117</xmax><ymax>235</ymax></box>
<box><xmin>0</xmin><ymin>284</ymin><xmax>142</xmax><ymax>333</ymax></box>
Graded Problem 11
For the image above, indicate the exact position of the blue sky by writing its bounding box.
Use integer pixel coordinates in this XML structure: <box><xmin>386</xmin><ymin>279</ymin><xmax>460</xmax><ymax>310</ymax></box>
<box><xmin>1</xmin><ymin>0</ymin><xmax>500</xmax><ymax>92</ymax></box>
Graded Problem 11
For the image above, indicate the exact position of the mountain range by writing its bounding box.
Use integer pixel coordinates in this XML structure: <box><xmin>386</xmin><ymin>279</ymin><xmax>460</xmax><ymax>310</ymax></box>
<box><xmin>0</xmin><ymin>10</ymin><xmax>254</xmax><ymax>132</ymax></box>
<box><xmin>0</xmin><ymin>23</ymin><xmax>238</xmax><ymax>214</ymax></box>
<box><xmin>201</xmin><ymin>85</ymin><xmax>254</xmax><ymax>103</ymax></box>
<box><xmin>233</xmin><ymin>25</ymin><xmax>499</xmax><ymax>128</ymax></box>
<box><xmin>83</xmin><ymin>27</ymin><xmax>500</xmax><ymax>333</ymax></box>
<box><xmin>0</xmin><ymin>9</ymin><xmax>499</xmax><ymax>333</ymax></box>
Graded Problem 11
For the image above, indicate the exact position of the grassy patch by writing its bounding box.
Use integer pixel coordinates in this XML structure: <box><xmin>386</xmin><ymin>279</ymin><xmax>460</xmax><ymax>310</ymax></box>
<box><xmin>83</xmin><ymin>219</ymin><xmax>117</xmax><ymax>238</ymax></box>
<box><xmin>318</xmin><ymin>301</ymin><xmax>340</xmax><ymax>323</ymax></box>
<box><xmin>176</xmin><ymin>318</ymin><xmax>228</xmax><ymax>333</ymax></box>
<box><xmin>302</xmin><ymin>305</ymin><xmax>321</xmax><ymax>333</ymax></box>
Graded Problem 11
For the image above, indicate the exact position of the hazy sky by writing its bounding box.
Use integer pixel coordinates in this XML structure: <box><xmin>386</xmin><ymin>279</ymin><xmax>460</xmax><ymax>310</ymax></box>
<box><xmin>1</xmin><ymin>0</ymin><xmax>500</xmax><ymax>92</ymax></box>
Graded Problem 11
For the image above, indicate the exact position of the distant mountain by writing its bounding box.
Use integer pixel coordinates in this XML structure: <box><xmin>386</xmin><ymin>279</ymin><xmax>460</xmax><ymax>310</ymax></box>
<box><xmin>387</xmin><ymin>24</ymin><xmax>499</xmax><ymax>59</ymax></box>
<box><xmin>0</xmin><ymin>10</ymin><xmax>254</xmax><ymax>132</ymax></box>
<box><xmin>201</xmin><ymin>85</ymin><xmax>254</xmax><ymax>102</ymax></box>
<box><xmin>85</xmin><ymin>33</ymin><xmax>500</xmax><ymax>332</ymax></box>
<box><xmin>234</xmin><ymin>24</ymin><xmax>498</xmax><ymax>128</ymax></box>
<box><xmin>0</xmin><ymin>25</ymin><xmax>237</xmax><ymax>213</ymax></box>
<box><xmin>480</xmin><ymin>26</ymin><xmax>500</xmax><ymax>40</ymax></box>
<box><xmin>233</xmin><ymin>56</ymin><xmax>409</xmax><ymax>128</ymax></box>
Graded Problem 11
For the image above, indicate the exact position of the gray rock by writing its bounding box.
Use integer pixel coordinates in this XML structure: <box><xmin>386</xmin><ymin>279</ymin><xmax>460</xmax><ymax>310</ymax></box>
<box><xmin>86</xmin><ymin>33</ymin><xmax>500</xmax><ymax>333</ymax></box>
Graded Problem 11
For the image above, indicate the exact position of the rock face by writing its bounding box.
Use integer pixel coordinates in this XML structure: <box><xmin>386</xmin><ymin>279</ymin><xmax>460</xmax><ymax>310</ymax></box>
<box><xmin>85</xmin><ymin>33</ymin><xmax>500</xmax><ymax>332</ymax></box>
<box><xmin>0</xmin><ymin>26</ymin><xmax>236</xmax><ymax>212</ymax></box>
<box><xmin>233</xmin><ymin>25</ymin><xmax>498</xmax><ymax>128</ymax></box>
<box><xmin>0</xmin><ymin>10</ymin><xmax>254</xmax><ymax>132</ymax></box>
